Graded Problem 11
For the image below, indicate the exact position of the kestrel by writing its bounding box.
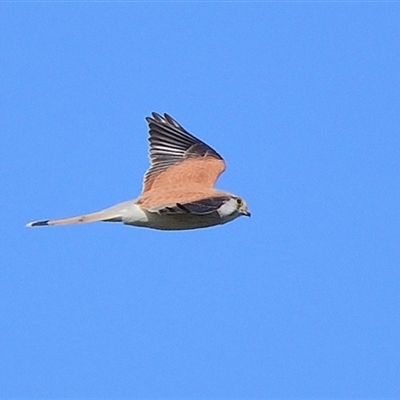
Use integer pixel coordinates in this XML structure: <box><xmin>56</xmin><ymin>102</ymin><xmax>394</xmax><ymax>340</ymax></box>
<box><xmin>26</xmin><ymin>112</ymin><xmax>250</xmax><ymax>230</ymax></box>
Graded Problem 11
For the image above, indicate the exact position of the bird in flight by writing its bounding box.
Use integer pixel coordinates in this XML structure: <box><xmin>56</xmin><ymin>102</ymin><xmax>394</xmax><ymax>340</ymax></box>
<box><xmin>26</xmin><ymin>112</ymin><xmax>250</xmax><ymax>230</ymax></box>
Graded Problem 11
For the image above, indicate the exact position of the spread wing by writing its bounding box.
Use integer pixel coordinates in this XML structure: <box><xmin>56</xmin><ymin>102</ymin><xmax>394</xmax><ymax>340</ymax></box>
<box><xmin>155</xmin><ymin>196</ymin><xmax>231</xmax><ymax>215</ymax></box>
<box><xmin>141</xmin><ymin>113</ymin><xmax>226</xmax><ymax>194</ymax></box>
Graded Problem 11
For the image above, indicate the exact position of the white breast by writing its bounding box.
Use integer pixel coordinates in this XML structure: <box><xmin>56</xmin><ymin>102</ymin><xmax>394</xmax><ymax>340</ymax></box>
<box><xmin>217</xmin><ymin>198</ymin><xmax>238</xmax><ymax>218</ymax></box>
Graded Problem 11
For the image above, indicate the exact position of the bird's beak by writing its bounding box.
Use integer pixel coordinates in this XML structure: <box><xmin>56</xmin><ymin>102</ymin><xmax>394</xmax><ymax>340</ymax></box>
<box><xmin>241</xmin><ymin>208</ymin><xmax>251</xmax><ymax>217</ymax></box>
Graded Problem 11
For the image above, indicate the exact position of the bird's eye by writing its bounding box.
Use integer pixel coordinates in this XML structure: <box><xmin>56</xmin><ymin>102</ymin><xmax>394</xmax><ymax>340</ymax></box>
<box><xmin>236</xmin><ymin>198</ymin><xmax>243</xmax><ymax>206</ymax></box>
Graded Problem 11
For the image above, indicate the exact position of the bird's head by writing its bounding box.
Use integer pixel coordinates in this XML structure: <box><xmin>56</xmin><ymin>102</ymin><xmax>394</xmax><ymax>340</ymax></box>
<box><xmin>233</xmin><ymin>196</ymin><xmax>251</xmax><ymax>217</ymax></box>
<box><xmin>218</xmin><ymin>195</ymin><xmax>251</xmax><ymax>219</ymax></box>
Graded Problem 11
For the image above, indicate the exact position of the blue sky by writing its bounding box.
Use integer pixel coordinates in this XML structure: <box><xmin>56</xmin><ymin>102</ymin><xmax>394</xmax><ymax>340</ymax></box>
<box><xmin>1</xmin><ymin>2</ymin><xmax>399</xmax><ymax>398</ymax></box>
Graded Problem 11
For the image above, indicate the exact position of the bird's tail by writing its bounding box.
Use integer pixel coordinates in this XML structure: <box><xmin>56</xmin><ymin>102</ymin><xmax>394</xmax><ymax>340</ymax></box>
<box><xmin>26</xmin><ymin>205</ymin><xmax>125</xmax><ymax>228</ymax></box>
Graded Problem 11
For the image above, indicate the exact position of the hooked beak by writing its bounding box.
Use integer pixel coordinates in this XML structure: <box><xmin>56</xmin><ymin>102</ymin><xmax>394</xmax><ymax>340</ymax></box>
<box><xmin>241</xmin><ymin>208</ymin><xmax>251</xmax><ymax>217</ymax></box>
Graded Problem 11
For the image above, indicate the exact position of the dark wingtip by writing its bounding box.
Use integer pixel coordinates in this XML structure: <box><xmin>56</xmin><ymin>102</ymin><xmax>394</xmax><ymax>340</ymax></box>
<box><xmin>146</xmin><ymin>112</ymin><xmax>182</xmax><ymax>130</ymax></box>
<box><xmin>163</xmin><ymin>113</ymin><xmax>182</xmax><ymax>129</ymax></box>
<box><xmin>147</xmin><ymin>112</ymin><xmax>163</xmax><ymax>123</ymax></box>
<box><xmin>26</xmin><ymin>220</ymin><xmax>50</xmax><ymax>227</ymax></box>
<box><xmin>146</xmin><ymin>111</ymin><xmax>224</xmax><ymax>161</ymax></box>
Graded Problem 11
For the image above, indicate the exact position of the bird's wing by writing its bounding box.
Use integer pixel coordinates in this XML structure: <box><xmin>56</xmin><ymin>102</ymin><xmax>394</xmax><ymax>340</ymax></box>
<box><xmin>152</xmin><ymin>195</ymin><xmax>231</xmax><ymax>216</ymax></box>
<box><xmin>141</xmin><ymin>113</ymin><xmax>226</xmax><ymax>194</ymax></box>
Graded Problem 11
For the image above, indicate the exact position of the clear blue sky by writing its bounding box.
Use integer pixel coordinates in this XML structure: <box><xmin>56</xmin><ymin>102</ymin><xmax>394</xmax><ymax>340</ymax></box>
<box><xmin>1</xmin><ymin>2</ymin><xmax>399</xmax><ymax>398</ymax></box>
